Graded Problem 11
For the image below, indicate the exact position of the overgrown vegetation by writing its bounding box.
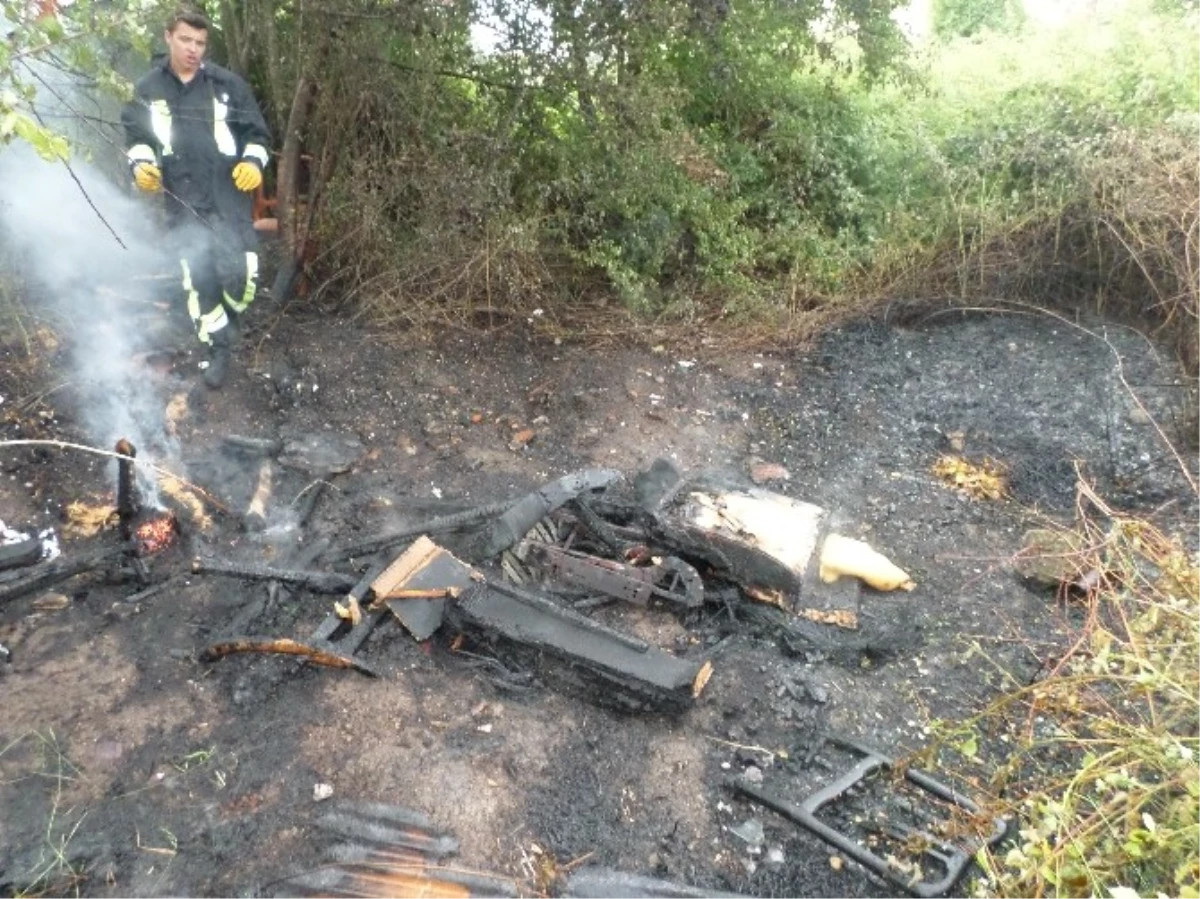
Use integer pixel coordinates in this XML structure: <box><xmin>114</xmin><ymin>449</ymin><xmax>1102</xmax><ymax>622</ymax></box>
<box><xmin>1</xmin><ymin>0</ymin><xmax>1196</xmax><ymax>355</ymax></box>
<box><xmin>862</xmin><ymin>3</ymin><xmax>1199</xmax><ymax>370</ymax></box>
<box><xmin>930</xmin><ymin>480</ymin><xmax>1199</xmax><ymax>899</ymax></box>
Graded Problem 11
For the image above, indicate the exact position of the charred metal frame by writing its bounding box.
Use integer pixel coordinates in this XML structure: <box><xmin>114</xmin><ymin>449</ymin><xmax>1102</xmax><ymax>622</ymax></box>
<box><xmin>728</xmin><ymin>735</ymin><xmax>1008</xmax><ymax>898</ymax></box>
<box><xmin>524</xmin><ymin>542</ymin><xmax>704</xmax><ymax>610</ymax></box>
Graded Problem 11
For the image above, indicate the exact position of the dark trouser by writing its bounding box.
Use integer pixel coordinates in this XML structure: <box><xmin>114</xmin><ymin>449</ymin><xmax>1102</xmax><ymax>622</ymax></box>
<box><xmin>177</xmin><ymin>225</ymin><xmax>259</xmax><ymax>348</ymax></box>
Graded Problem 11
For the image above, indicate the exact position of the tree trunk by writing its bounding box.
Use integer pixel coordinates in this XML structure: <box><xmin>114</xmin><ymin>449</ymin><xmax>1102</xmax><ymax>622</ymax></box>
<box><xmin>276</xmin><ymin>75</ymin><xmax>315</xmax><ymax>255</ymax></box>
<box><xmin>218</xmin><ymin>0</ymin><xmax>252</xmax><ymax>75</ymax></box>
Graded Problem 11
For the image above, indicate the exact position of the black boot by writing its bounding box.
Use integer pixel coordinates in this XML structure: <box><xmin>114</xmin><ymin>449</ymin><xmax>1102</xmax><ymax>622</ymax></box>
<box><xmin>204</xmin><ymin>345</ymin><xmax>231</xmax><ymax>389</ymax></box>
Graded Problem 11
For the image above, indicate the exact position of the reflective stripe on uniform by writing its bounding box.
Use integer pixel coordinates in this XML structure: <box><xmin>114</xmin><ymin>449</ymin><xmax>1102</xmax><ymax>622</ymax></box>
<box><xmin>149</xmin><ymin>100</ymin><xmax>173</xmax><ymax>156</ymax></box>
<box><xmin>128</xmin><ymin>143</ymin><xmax>156</xmax><ymax>165</ymax></box>
<box><xmin>242</xmin><ymin>143</ymin><xmax>269</xmax><ymax>167</ymax></box>
<box><xmin>181</xmin><ymin>259</ymin><xmax>199</xmax><ymax>321</ymax></box>
<box><xmin>213</xmin><ymin>97</ymin><xmax>237</xmax><ymax>156</ymax></box>
<box><xmin>182</xmin><ymin>259</ymin><xmax>229</xmax><ymax>345</ymax></box>
<box><xmin>223</xmin><ymin>252</ymin><xmax>259</xmax><ymax>313</ymax></box>
<box><xmin>198</xmin><ymin>305</ymin><xmax>229</xmax><ymax>344</ymax></box>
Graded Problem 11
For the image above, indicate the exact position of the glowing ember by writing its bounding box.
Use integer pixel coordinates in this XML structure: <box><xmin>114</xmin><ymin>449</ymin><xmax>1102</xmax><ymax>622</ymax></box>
<box><xmin>135</xmin><ymin>513</ymin><xmax>177</xmax><ymax>554</ymax></box>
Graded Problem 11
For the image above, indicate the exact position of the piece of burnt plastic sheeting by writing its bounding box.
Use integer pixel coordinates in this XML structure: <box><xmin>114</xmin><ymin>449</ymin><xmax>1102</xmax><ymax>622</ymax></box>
<box><xmin>479</xmin><ymin>469</ymin><xmax>622</xmax><ymax>558</ymax></box>
<box><xmin>565</xmin><ymin>867</ymin><xmax>748</xmax><ymax>898</ymax></box>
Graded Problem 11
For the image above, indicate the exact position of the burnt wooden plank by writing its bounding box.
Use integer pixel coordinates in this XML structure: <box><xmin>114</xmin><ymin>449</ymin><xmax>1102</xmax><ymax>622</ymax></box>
<box><xmin>450</xmin><ymin>584</ymin><xmax>711</xmax><ymax>714</ymax></box>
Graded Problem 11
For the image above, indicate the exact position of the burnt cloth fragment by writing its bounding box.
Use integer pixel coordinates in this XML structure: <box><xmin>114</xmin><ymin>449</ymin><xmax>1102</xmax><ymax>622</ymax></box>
<box><xmin>450</xmin><ymin>582</ymin><xmax>711</xmax><ymax>714</ymax></box>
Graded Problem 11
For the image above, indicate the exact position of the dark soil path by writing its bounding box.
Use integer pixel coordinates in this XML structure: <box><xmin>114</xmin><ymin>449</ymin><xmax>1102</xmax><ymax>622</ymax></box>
<box><xmin>1</xmin><ymin>297</ymin><xmax>1195</xmax><ymax>898</ymax></box>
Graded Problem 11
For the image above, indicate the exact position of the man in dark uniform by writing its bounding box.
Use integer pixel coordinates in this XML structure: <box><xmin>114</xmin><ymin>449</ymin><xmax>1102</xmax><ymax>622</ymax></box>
<box><xmin>122</xmin><ymin>7</ymin><xmax>271</xmax><ymax>389</ymax></box>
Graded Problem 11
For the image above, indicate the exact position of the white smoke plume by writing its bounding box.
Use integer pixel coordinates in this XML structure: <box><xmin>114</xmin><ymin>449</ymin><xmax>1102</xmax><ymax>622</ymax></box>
<box><xmin>0</xmin><ymin>140</ymin><xmax>182</xmax><ymax>499</ymax></box>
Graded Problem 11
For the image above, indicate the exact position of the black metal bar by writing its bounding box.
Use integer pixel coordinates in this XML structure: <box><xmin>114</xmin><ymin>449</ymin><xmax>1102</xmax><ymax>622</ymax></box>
<box><xmin>727</xmin><ymin>735</ymin><xmax>1008</xmax><ymax>898</ymax></box>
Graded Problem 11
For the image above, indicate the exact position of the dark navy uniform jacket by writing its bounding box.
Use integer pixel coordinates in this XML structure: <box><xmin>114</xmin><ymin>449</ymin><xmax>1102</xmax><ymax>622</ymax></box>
<box><xmin>122</xmin><ymin>57</ymin><xmax>271</xmax><ymax>243</ymax></box>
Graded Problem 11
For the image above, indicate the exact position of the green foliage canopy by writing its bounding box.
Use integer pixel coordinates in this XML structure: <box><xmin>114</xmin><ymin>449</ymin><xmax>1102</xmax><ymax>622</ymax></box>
<box><xmin>931</xmin><ymin>0</ymin><xmax>1026</xmax><ymax>40</ymax></box>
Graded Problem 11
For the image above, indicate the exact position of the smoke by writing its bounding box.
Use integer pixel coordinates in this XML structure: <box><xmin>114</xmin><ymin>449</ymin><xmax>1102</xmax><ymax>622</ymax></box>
<box><xmin>0</xmin><ymin>140</ymin><xmax>181</xmax><ymax>498</ymax></box>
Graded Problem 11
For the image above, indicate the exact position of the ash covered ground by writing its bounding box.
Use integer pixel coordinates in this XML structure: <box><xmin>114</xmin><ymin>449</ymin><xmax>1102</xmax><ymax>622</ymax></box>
<box><xmin>1</xmin><ymin>295</ymin><xmax>1195</xmax><ymax>898</ymax></box>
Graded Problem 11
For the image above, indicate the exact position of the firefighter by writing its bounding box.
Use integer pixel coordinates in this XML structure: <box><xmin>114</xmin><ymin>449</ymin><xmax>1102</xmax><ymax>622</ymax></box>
<box><xmin>122</xmin><ymin>7</ymin><xmax>271</xmax><ymax>389</ymax></box>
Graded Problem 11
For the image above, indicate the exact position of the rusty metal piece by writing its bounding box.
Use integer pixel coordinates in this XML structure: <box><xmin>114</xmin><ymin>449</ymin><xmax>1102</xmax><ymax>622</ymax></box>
<box><xmin>727</xmin><ymin>736</ymin><xmax>1008</xmax><ymax>898</ymax></box>
<box><xmin>198</xmin><ymin>637</ymin><xmax>380</xmax><ymax>677</ymax></box>
<box><xmin>525</xmin><ymin>543</ymin><xmax>703</xmax><ymax>609</ymax></box>
<box><xmin>115</xmin><ymin>438</ymin><xmax>139</xmax><ymax>541</ymax></box>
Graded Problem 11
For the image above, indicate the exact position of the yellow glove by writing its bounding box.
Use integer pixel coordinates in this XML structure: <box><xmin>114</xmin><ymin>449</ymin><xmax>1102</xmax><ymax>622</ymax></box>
<box><xmin>232</xmin><ymin>161</ymin><xmax>263</xmax><ymax>192</ymax></box>
<box><xmin>133</xmin><ymin>163</ymin><xmax>162</xmax><ymax>192</ymax></box>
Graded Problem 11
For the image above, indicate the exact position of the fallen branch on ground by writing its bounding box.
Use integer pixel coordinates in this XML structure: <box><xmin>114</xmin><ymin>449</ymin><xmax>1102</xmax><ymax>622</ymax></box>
<box><xmin>198</xmin><ymin>637</ymin><xmax>379</xmax><ymax>676</ymax></box>
<box><xmin>0</xmin><ymin>545</ymin><xmax>128</xmax><ymax>604</ymax></box>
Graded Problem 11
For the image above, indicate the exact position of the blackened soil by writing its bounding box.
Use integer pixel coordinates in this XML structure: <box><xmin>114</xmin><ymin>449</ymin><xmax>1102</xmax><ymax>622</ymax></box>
<box><xmin>1</xmin><ymin>298</ymin><xmax>1195</xmax><ymax>898</ymax></box>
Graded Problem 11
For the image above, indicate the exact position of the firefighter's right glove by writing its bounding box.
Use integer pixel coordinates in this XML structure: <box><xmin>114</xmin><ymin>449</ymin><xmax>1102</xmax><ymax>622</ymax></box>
<box><xmin>132</xmin><ymin>163</ymin><xmax>162</xmax><ymax>193</ymax></box>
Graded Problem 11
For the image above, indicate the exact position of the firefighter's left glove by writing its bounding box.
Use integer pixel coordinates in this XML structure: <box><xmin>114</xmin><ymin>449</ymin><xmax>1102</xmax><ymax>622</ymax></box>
<box><xmin>132</xmin><ymin>163</ymin><xmax>162</xmax><ymax>193</ymax></box>
<box><xmin>232</xmin><ymin>161</ymin><xmax>263</xmax><ymax>192</ymax></box>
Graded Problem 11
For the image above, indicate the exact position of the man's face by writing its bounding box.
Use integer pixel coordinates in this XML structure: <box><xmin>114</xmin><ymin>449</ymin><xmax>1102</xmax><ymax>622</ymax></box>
<box><xmin>165</xmin><ymin>22</ymin><xmax>207</xmax><ymax>77</ymax></box>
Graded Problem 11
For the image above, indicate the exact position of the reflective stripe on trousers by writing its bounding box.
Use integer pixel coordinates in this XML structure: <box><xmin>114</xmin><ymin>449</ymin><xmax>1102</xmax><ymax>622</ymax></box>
<box><xmin>222</xmin><ymin>252</ymin><xmax>258</xmax><ymax>313</ymax></box>
<box><xmin>181</xmin><ymin>258</ymin><xmax>229</xmax><ymax>346</ymax></box>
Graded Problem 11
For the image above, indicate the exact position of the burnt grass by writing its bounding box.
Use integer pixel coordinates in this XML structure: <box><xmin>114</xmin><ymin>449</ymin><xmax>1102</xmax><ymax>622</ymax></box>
<box><xmin>0</xmin><ymin>296</ymin><xmax>1196</xmax><ymax>898</ymax></box>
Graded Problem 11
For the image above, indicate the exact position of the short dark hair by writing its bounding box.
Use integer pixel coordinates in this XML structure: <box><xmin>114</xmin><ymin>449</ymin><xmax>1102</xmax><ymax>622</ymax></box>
<box><xmin>167</xmin><ymin>7</ymin><xmax>210</xmax><ymax>32</ymax></box>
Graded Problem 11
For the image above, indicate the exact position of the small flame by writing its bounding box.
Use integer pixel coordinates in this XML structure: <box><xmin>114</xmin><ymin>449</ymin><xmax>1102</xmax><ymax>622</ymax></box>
<box><xmin>135</xmin><ymin>513</ymin><xmax>177</xmax><ymax>554</ymax></box>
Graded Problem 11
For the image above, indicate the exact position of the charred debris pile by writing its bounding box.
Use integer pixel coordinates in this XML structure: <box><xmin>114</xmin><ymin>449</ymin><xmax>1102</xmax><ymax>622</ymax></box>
<box><xmin>0</xmin><ymin>440</ymin><xmax>1009</xmax><ymax>898</ymax></box>
<box><xmin>193</xmin><ymin>455</ymin><xmax>919</xmax><ymax>714</ymax></box>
